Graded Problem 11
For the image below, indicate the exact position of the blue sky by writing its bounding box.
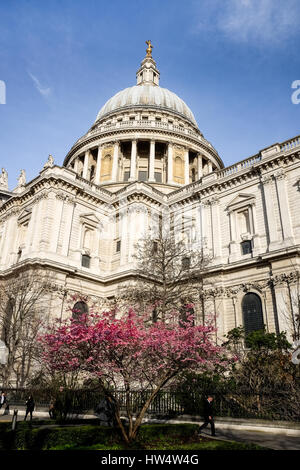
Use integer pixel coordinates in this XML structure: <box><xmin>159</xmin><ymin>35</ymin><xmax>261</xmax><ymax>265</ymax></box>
<box><xmin>0</xmin><ymin>0</ymin><xmax>300</xmax><ymax>189</ymax></box>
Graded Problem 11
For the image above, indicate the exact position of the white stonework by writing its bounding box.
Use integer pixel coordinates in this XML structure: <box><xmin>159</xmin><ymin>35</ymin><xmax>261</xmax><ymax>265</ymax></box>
<box><xmin>0</xmin><ymin>50</ymin><xmax>300</xmax><ymax>343</ymax></box>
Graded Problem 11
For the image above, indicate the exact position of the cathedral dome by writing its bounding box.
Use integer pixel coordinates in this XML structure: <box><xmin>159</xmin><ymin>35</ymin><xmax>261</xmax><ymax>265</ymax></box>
<box><xmin>95</xmin><ymin>84</ymin><xmax>198</xmax><ymax>127</ymax></box>
<box><xmin>64</xmin><ymin>42</ymin><xmax>223</xmax><ymax>183</ymax></box>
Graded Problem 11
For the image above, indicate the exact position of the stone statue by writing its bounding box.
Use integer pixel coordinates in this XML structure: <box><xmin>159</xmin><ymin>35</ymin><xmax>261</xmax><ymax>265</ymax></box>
<box><xmin>145</xmin><ymin>40</ymin><xmax>153</xmax><ymax>57</ymax></box>
<box><xmin>0</xmin><ymin>168</ymin><xmax>8</xmax><ymax>189</ymax></box>
<box><xmin>17</xmin><ymin>169</ymin><xmax>26</xmax><ymax>187</ymax></box>
<box><xmin>43</xmin><ymin>154</ymin><xmax>54</xmax><ymax>169</ymax></box>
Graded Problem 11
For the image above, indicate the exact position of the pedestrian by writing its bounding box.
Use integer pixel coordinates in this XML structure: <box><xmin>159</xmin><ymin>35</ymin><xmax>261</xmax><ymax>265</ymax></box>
<box><xmin>198</xmin><ymin>395</ymin><xmax>216</xmax><ymax>436</ymax></box>
<box><xmin>95</xmin><ymin>396</ymin><xmax>116</xmax><ymax>427</ymax></box>
<box><xmin>0</xmin><ymin>391</ymin><xmax>7</xmax><ymax>409</ymax></box>
<box><xmin>49</xmin><ymin>397</ymin><xmax>55</xmax><ymax>419</ymax></box>
<box><xmin>24</xmin><ymin>395</ymin><xmax>35</xmax><ymax>421</ymax></box>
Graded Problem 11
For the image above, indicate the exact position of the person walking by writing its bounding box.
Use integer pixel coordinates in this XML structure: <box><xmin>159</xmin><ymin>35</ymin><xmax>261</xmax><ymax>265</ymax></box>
<box><xmin>198</xmin><ymin>395</ymin><xmax>216</xmax><ymax>436</ymax></box>
<box><xmin>48</xmin><ymin>397</ymin><xmax>55</xmax><ymax>419</ymax></box>
<box><xmin>24</xmin><ymin>395</ymin><xmax>35</xmax><ymax>421</ymax></box>
<box><xmin>0</xmin><ymin>391</ymin><xmax>7</xmax><ymax>410</ymax></box>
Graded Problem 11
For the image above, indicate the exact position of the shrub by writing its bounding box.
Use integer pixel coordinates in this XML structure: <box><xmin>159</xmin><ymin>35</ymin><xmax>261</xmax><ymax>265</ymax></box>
<box><xmin>0</xmin><ymin>422</ymin><xmax>199</xmax><ymax>450</ymax></box>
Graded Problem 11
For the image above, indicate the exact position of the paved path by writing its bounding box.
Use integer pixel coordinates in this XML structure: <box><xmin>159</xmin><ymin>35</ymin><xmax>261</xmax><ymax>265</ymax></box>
<box><xmin>200</xmin><ymin>428</ymin><xmax>300</xmax><ymax>450</ymax></box>
<box><xmin>1</xmin><ymin>411</ymin><xmax>299</xmax><ymax>450</ymax></box>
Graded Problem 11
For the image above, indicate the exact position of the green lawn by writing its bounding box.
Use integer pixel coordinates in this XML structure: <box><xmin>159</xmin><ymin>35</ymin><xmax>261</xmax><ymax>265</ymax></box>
<box><xmin>50</xmin><ymin>441</ymin><xmax>266</xmax><ymax>450</ymax></box>
<box><xmin>0</xmin><ymin>421</ymin><xmax>268</xmax><ymax>451</ymax></box>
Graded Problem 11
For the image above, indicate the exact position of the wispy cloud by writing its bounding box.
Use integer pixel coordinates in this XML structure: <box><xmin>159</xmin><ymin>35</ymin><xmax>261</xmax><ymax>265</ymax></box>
<box><xmin>193</xmin><ymin>0</ymin><xmax>300</xmax><ymax>45</ymax></box>
<box><xmin>28</xmin><ymin>71</ymin><xmax>51</xmax><ymax>97</ymax></box>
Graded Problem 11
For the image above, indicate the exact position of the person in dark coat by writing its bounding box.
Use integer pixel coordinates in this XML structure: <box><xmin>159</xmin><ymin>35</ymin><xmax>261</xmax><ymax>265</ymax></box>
<box><xmin>0</xmin><ymin>391</ymin><xmax>7</xmax><ymax>409</ymax></box>
<box><xmin>24</xmin><ymin>395</ymin><xmax>35</xmax><ymax>421</ymax></box>
<box><xmin>48</xmin><ymin>397</ymin><xmax>55</xmax><ymax>419</ymax></box>
<box><xmin>95</xmin><ymin>396</ymin><xmax>116</xmax><ymax>427</ymax></box>
<box><xmin>198</xmin><ymin>395</ymin><xmax>216</xmax><ymax>436</ymax></box>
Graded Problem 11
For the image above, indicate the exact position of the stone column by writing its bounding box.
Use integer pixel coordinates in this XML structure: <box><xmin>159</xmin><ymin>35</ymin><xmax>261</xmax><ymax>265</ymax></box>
<box><xmin>129</xmin><ymin>140</ymin><xmax>137</xmax><ymax>181</ymax></box>
<box><xmin>184</xmin><ymin>148</ymin><xmax>189</xmax><ymax>185</ymax></box>
<box><xmin>201</xmin><ymin>200</ymin><xmax>213</xmax><ymax>258</ymax></box>
<box><xmin>228</xmin><ymin>209</ymin><xmax>239</xmax><ymax>262</ymax></box>
<box><xmin>3</xmin><ymin>216</ymin><xmax>17</xmax><ymax>265</ymax></box>
<box><xmin>82</xmin><ymin>150</ymin><xmax>89</xmax><ymax>180</ymax></box>
<box><xmin>148</xmin><ymin>140</ymin><xmax>155</xmax><ymax>182</ymax></box>
<box><xmin>31</xmin><ymin>198</ymin><xmax>45</xmax><ymax>252</ymax></box>
<box><xmin>197</xmin><ymin>154</ymin><xmax>203</xmax><ymax>178</ymax></box>
<box><xmin>167</xmin><ymin>143</ymin><xmax>173</xmax><ymax>184</ymax></box>
<box><xmin>211</xmin><ymin>197</ymin><xmax>222</xmax><ymax>261</ymax></box>
<box><xmin>273</xmin><ymin>282</ymin><xmax>292</xmax><ymax>337</ymax></box>
<box><xmin>273</xmin><ymin>169</ymin><xmax>294</xmax><ymax>245</ymax></box>
<box><xmin>261</xmin><ymin>175</ymin><xmax>278</xmax><ymax>250</ymax></box>
<box><xmin>73</xmin><ymin>157</ymin><xmax>79</xmax><ymax>173</ymax></box>
<box><xmin>95</xmin><ymin>145</ymin><xmax>102</xmax><ymax>185</ymax></box>
<box><xmin>61</xmin><ymin>198</ymin><xmax>76</xmax><ymax>257</ymax></box>
<box><xmin>26</xmin><ymin>204</ymin><xmax>39</xmax><ymax>252</ymax></box>
<box><xmin>112</xmin><ymin>141</ymin><xmax>119</xmax><ymax>182</ymax></box>
<box><xmin>250</xmin><ymin>203</ymin><xmax>261</xmax><ymax>256</ymax></box>
<box><xmin>208</xmin><ymin>160</ymin><xmax>213</xmax><ymax>173</ymax></box>
<box><xmin>49</xmin><ymin>194</ymin><xmax>64</xmax><ymax>253</ymax></box>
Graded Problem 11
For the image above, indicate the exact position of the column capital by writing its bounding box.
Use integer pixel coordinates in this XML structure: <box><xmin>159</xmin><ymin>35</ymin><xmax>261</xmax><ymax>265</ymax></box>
<box><xmin>260</xmin><ymin>174</ymin><xmax>273</xmax><ymax>185</ymax></box>
<box><xmin>273</xmin><ymin>168</ymin><xmax>286</xmax><ymax>180</ymax></box>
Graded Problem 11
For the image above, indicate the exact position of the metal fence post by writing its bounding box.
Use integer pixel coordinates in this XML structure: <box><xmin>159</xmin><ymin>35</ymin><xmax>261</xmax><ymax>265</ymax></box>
<box><xmin>12</xmin><ymin>409</ymin><xmax>18</xmax><ymax>430</ymax></box>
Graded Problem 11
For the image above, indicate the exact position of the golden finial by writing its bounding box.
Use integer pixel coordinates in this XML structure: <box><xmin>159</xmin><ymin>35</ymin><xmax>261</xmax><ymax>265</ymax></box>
<box><xmin>145</xmin><ymin>40</ymin><xmax>153</xmax><ymax>58</ymax></box>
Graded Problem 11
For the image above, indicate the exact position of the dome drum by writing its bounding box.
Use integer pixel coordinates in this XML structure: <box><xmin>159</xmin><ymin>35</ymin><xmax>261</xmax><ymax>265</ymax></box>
<box><xmin>64</xmin><ymin>46</ymin><xmax>223</xmax><ymax>189</ymax></box>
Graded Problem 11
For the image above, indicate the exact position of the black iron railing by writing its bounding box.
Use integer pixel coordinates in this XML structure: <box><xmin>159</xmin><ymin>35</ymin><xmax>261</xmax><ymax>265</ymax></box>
<box><xmin>1</xmin><ymin>388</ymin><xmax>299</xmax><ymax>422</ymax></box>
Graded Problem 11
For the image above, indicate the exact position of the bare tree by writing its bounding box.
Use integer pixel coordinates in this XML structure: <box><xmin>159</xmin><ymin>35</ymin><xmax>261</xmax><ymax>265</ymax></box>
<box><xmin>271</xmin><ymin>261</ymin><xmax>300</xmax><ymax>342</ymax></box>
<box><xmin>121</xmin><ymin>231</ymin><xmax>211</xmax><ymax>322</ymax></box>
<box><xmin>0</xmin><ymin>269</ymin><xmax>52</xmax><ymax>388</ymax></box>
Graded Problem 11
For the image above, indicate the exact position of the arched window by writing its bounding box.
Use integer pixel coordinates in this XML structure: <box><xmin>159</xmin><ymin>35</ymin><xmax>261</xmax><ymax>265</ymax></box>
<box><xmin>90</xmin><ymin>165</ymin><xmax>95</xmax><ymax>181</ymax></box>
<box><xmin>242</xmin><ymin>293</ymin><xmax>264</xmax><ymax>335</ymax></box>
<box><xmin>101</xmin><ymin>155</ymin><xmax>112</xmax><ymax>181</ymax></box>
<box><xmin>174</xmin><ymin>156</ymin><xmax>184</xmax><ymax>183</ymax></box>
<box><xmin>72</xmin><ymin>301</ymin><xmax>89</xmax><ymax>320</ymax></box>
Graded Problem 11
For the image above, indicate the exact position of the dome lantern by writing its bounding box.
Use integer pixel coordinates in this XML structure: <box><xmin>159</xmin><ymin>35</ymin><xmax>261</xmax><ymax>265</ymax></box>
<box><xmin>136</xmin><ymin>40</ymin><xmax>160</xmax><ymax>86</ymax></box>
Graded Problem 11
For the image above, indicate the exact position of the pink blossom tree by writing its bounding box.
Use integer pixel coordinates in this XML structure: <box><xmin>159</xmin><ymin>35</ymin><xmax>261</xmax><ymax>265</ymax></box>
<box><xmin>39</xmin><ymin>309</ymin><xmax>231</xmax><ymax>443</ymax></box>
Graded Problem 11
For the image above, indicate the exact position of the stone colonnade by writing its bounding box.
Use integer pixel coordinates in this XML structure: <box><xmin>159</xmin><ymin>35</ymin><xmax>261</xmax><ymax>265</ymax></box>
<box><xmin>71</xmin><ymin>138</ymin><xmax>213</xmax><ymax>185</ymax></box>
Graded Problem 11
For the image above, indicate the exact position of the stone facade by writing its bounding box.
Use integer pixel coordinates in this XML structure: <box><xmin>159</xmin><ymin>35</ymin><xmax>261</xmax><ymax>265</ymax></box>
<box><xmin>0</xmin><ymin>48</ymin><xmax>299</xmax><ymax>343</ymax></box>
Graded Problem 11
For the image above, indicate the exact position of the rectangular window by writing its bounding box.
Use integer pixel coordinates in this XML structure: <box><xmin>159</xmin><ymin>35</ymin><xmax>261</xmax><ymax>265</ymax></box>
<box><xmin>116</xmin><ymin>240</ymin><xmax>121</xmax><ymax>253</ymax></box>
<box><xmin>182</xmin><ymin>257</ymin><xmax>190</xmax><ymax>270</ymax></box>
<box><xmin>138</xmin><ymin>171</ymin><xmax>148</xmax><ymax>181</ymax></box>
<box><xmin>81</xmin><ymin>254</ymin><xmax>91</xmax><ymax>268</ymax></box>
<box><xmin>154</xmin><ymin>172</ymin><xmax>162</xmax><ymax>183</ymax></box>
<box><xmin>241</xmin><ymin>240</ymin><xmax>252</xmax><ymax>255</ymax></box>
<box><xmin>152</xmin><ymin>241</ymin><xmax>158</xmax><ymax>254</ymax></box>
<box><xmin>124</xmin><ymin>171</ymin><xmax>130</xmax><ymax>182</ymax></box>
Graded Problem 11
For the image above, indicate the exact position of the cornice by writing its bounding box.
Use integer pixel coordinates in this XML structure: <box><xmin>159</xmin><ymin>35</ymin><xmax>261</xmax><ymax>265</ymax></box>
<box><xmin>0</xmin><ymin>139</ymin><xmax>299</xmax><ymax>221</ymax></box>
<box><xmin>167</xmin><ymin>147</ymin><xmax>300</xmax><ymax>206</ymax></box>
<box><xmin>63</xmin><ymin>126</ymin><xmax>222</xmax><ymax>168</ymax></box>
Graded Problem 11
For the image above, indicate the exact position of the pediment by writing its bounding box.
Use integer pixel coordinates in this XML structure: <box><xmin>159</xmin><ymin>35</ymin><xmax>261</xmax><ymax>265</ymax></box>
<box><xmin>226</xmin><ymin>193</ymin><xmax>255</xmax><ymax>211</ymax></box>
<box><xmin>79</xmin><ymin>212</ymin><xmax>102</xmax><ymax>228</ymax></box>
<box><xmin>17</xmin><ymin>207</ymin><xmax>32</xmax><ymax>225</ymax></box>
